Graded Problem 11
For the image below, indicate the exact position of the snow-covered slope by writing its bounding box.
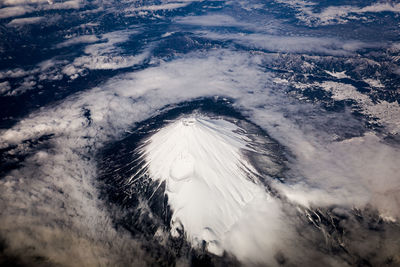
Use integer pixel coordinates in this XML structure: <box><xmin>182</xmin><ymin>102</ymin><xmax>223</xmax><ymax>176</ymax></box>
<box><xmin>141</xmin><ymin>116</ymin><xmax>282</xmax><ymax>259</ymax></box>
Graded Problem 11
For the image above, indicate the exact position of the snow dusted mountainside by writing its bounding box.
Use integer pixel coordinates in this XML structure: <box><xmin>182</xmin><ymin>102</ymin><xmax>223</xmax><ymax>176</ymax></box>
<box><xmin>142</xmin><ymin>116</ymin><xmax>278</xmax><ymax>258</ymax></box>
<box><xmin>1</xmin><ymin>0</ymin><xmax>400</xmax><ymax>266</ymax></box>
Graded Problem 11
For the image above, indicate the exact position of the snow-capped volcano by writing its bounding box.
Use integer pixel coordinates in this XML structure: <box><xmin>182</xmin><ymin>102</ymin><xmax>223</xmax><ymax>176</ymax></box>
<box><xmin>140</xmin><ymin>115</ymin><xmax>283</xmax><ymax>259</ymax></box>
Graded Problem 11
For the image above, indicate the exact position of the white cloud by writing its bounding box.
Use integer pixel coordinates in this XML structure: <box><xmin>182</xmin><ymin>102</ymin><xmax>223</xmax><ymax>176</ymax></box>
<box><xmin>196</xmin><ymin>30</ymin><xmax>369</xmax><ymax>55</ymax></box>
<box><xmin>176</xmin><ymin>14</ymin><xmax>252</xmax><ymax>27</ymax></box>
<box><xmin>0</xmin><ymin>68</ymin><xmax>31</xmax><ymax>79</ymax></box>
<box><xmin>274</xmin><ymin>132</ymin><xmax>400</xmax><ymax>219</ymax></box>
<box><xmin>6</xmin><ymin>16</ymin><xmax>44</xmax><ymax>26</ymax></box>
<box><xmin>55</xmin><ymin>34</ymin><xmax>99</xmax><ymax>48</ymax></box>
<box><xmin>0</xmin><ymin>5</ymin><xmax>33</xmax><ymax>18</ymax></box>
<box><xmin>1</xmin><ymin>0</ymin><xmax>49</xmax><ymax>5</ymax></box>
<box><xmin>276</xmin><ymin>1</ymin><xmax>400</xmax><ymax>25</ymax></box>
<box><xmin>0</xmin><ymin>0</ymin><xmax>85</xmax><ymax>19</ymax></box>
<box><xmin>0</xmin><ymin>81</ymin><xmax>11</xmax><ymax>94</ymax></box>
<box><xmin>43</xmin><ymin>0</ymin><xmax>83</xmax><ymax>10</ymax></box>
<box><xmin>314</xmin><ymin>3</ymin><xmax>400</xmax><ymax>25</ymax></box>
<box><xmin>71</xmin><ymin>53</ymin><xmax>148</xmax><ymax>70</ymax></box>
<box><xmin>6</xmin><ymin>76</ymin><xmax>37</xmax><ymax>96</ymax></box>
<box><xmin>63</xmin><ymin>30</ymin><xmax>150</xmax><ymax>75</ymax></box>
<box><xmin>0</xmin><ymin>30</ymin><xmax>148</xmax><ymax>88</ymax></box>
<box><xmin>128</xmin><ymin>2</ymin><xmax>189</xmax><ymax>11</ymax></box>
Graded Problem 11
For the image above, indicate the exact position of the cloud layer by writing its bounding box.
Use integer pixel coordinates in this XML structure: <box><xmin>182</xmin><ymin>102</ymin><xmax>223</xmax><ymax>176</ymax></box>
<box><xmin>1</xmin><ymin>49</ymin><xmax>400</xmax><ymax>265</ymax></box>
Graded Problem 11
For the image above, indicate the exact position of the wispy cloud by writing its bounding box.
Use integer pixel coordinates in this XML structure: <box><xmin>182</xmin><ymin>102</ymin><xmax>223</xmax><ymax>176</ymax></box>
<box><xmin>61</xmin><ymin>30</ymin><xmax>150</xmax><ymax>78</ymax></box>
<box><xmin>196</xmin><ymin>30</ymin><xmax>370</xmax><ymax>55</ymax></box>
<box><xmin>176</xmin><ymin>14</ymin><xmax>253</xmax><ymax>27</ymax></box>
<box><xmin>128</xmin><ymin>2</ymin><xmax>189</xmax><ymax>11</ymax></box>
<box><xmin>0</xmin><ymin>5</ymin><xmax>33</xmax><ymax>19</ymax></box>
<box><xmin>275</xmin><ymin>0</ymin><xmax>400</xmax><ymax>25</ymax></box>
<box><xmin>55</xmin><ymin>34</ymin><xmax>100</xmax><ymax>48</ymax></box>
<box><xmin>0</xmin><ymin>0</ymin><xmax>85</xmax><ymax>19</ymax></box>
<box><xmin>0</xmin><ymin>81</ymin><xmax>11</xmax><ymax>94</ymax></box>
<box><xmin>6</xmin><ymin>16</ymin><xmax>45</xmax><ymax>26</ymax></box>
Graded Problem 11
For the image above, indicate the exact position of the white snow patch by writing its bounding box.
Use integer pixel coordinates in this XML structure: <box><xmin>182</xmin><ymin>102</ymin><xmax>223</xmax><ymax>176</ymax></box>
<box><xmin>319</xmin><ymin>81</ymin><xmax>400</xmax><ymax>134</ymax></box>
<box><xmin>273</xmin><ymin>77</ymin><xmax>289</xmax><ymax>84</ymax></box>
<box><xmin>161</xmin><ymin>32</ymin><xmax>174</xmax><ymax>38</ymax></box>
<box><xmin>363</xmin><ymin>78</ymin><xmax>385</xmax><ymax>88</ymax></box>
<box><xmin>291</xmin><ymin>80</ymin><xmax>400</xmax><ymax>134</ymax></box>
<box><xmin>325</xmin><ymin>70</ymin><xmax>349</xmax><ymax>79</ymax></box>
